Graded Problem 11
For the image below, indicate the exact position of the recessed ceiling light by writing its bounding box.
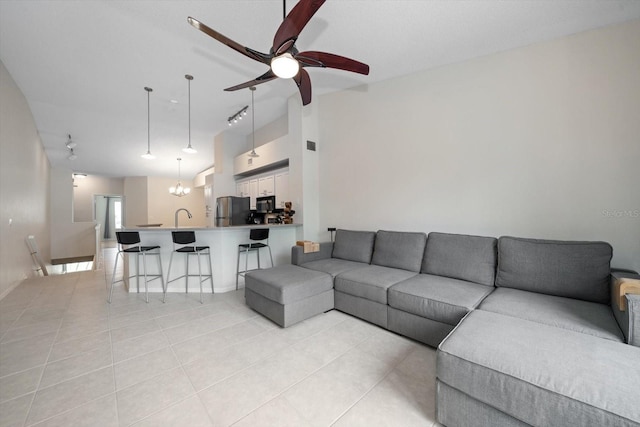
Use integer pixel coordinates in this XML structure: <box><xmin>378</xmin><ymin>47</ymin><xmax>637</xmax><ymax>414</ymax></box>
<box><xmin>170</xmin><ymin>99</ymin><xmax>179</xmax><ymax>104</ymax></box>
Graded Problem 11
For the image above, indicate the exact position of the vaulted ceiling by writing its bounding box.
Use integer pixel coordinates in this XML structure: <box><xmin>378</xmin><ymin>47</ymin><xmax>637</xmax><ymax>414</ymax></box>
<box><xmin>2</xmin><ymin>1</ymin><xmax>639</xmax><ymax>178</ymax></box>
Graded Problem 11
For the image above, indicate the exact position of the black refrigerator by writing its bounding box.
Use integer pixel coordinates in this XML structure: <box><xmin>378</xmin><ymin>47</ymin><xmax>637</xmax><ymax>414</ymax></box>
<box><xmin>215</xmin><ymin>196</ymin><xmax>250</xmax><ymax>227</ymax></box>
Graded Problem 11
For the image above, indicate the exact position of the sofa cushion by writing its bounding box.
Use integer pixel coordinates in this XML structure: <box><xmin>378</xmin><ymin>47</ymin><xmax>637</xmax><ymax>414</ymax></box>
<box><xmin>478</xmin><ymin>287</ymin><xmax>624</xmax><ymax>342</ymax></box>
<box><xmin>332</xmin><ymin>229</ymin><xmax>376</xmax><ymax>264</ymax></box>
<box><xmin>300</xmin><ymin>258</ymin><xmax>369</xmax><ymax>278</ymax></box>
<box><xmin>437</xmin><ymin>310</ymin><xmax>640</xmax><ymax>426</ymax></box>
<box><xmin>389</xmin><ymin>274</ymin><xmax>493</xmax><ymax>326</ymax></box>
<box><xmin>496</xmin><ymin>236</ymin><xmax>612</xmax><ymax>304</ymax></box>
<box><xmin>422</xmin><ymin>232</ymin><xmax>497</xmax><ymax>286</ymax></box>
<box><xmin>371</xmin><ymin>230</ymin><xmax>427</xmax><ymax>272</ymax></box>
<box><xmin>335</xmin><ymin>265</ymin><xmax>418</xmax><ymax>304</ymax></box>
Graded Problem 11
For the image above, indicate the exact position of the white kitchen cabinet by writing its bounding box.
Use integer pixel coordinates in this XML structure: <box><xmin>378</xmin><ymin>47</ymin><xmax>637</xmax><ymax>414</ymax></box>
<box><xmin>236</xmin><ymin>181</ymin><xmax>250</xmax><ymax>198</ymax></box>
<box><xmin>236</xmin><ymin>182</ymin><xmax>243</xmax><ymax>197</ymax></box>
<box><xmin>249</xmin><ymin>179</ymin><xmax>258</xmax><ymax>209</ymax></box>
<box><xmin>275</xmin><ymin>172</ymin><xmax>289</xmax><ymax>208</ymax></box>
<box><xmin>258</xmin><ymin>176</ymin><xmax>275</xmax><ymax>197</ymax></box>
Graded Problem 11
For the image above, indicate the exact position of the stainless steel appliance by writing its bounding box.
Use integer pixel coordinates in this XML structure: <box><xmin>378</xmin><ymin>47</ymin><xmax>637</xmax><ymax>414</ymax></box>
<box><xmin>216</xmin><ymin>196</ymin><xmax>250</xmax><ymax>227</ymax></box>
<box><xmin>256</xmin><ymin>196</ymin><xmax>276</xmax><ymax>213</ymax></box>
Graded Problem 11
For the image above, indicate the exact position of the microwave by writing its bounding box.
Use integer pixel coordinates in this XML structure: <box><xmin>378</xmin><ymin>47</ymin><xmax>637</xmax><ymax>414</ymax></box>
<box><xmin>256</xmin><ymin>196</ymin><xmax>275</xmax><ymax>213</ymax></box>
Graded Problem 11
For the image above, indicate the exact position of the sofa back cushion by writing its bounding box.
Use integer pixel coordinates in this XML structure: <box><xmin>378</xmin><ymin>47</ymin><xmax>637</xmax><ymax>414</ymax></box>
<box><xmin>496</xmin><ymin>236</ymin><xmax>612</xmax><ymax>303</ymax></box>
<box><xmin>371</xmin><ymin>230</ymin><xmax>427</xmax><ymax>272</ymax></box>
<box><xmin>422</xmin><ymin>232</ymin><xmax>497</xmax><ymax>286</ymax></box>
<box><xmin>332</xmin><ymin>229</ymin><xmax>376</xmax><ymax>264</ymax></box>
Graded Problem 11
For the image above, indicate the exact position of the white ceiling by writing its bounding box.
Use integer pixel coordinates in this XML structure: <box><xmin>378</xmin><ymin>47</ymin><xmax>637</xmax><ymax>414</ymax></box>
<box><xmin>2</xmin><ymin>1</ymin><xmax>640</xmax><ymax>179</ymax></box>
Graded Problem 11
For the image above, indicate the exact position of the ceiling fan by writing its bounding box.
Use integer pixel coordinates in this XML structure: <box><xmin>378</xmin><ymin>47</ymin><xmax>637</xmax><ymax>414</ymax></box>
<box><xmin>187</xmin><ymin>0</ymin><xmax>369</xmax><ymax>106</ymax></box>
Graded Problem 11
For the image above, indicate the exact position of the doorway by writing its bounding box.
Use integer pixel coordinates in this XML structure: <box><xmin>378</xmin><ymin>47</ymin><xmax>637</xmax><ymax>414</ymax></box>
<box><xmin>94</xmin><ymin>195</ymin><xmax>124</xmax><ymax>240</ymax></box>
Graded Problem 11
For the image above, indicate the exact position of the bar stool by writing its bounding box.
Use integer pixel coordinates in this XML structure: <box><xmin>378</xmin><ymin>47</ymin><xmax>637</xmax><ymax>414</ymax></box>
<box><xmin>108</xmin><ymin>231</ymin><xmax>164</xmax><ymax>303</ymax></box>
<box><xmin>236</xmin><ymin>228</ymin><xmax>273</xmax><ymax>289</ymax></box>
<box><xmin>165</xmin><ymin>231</ymin><xmax>213</xmax><ymax>303</ymax></box>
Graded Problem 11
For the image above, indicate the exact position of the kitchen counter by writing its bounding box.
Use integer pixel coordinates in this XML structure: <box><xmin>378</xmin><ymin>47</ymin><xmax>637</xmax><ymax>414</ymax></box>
<box><xmin>118</xmin><ymin>223</ymin><xmax>302</xmax><ymax>294</ymax></box>
<box><xmin>122</xmin><ymin>223</ymin><xmax>301</xmax><ymax>232</ymax></box>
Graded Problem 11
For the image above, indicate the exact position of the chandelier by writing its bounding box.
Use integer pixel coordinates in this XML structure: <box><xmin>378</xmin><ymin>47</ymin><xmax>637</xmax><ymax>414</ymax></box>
<box><xmin>169</xmin><ymin>158</ymin><xmax>191</xmax><ymax>197</ymax></box>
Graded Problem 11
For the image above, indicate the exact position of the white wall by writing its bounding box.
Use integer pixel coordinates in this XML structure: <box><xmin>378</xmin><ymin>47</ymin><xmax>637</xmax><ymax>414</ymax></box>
<box><xmin>318</xmin><ymin>20</ymin><xmax>640</xmax><ymax>271</ymax></box>
<box><xmin>147</xmin><ymin>176</ymin><xmax>206</xmax><ymax>228</ymax></box>
<box><xmin>0</xmin><ymin>60</ymin><xmax>51</xmax><ymax>298</ymax></box>
<box><xmin>123</xmin><ymin>176</ymin><xmax>148</xmax><ymax>227</ymax></box>
<box><xmin>73</xmin><ymin>175</ymin><xmax>124</xmax><ymax>222</ymax></box>
<box><xmin>49</xmin><ymin>167</ymin><xmax>97</xmax><ymax>260</ymax></box>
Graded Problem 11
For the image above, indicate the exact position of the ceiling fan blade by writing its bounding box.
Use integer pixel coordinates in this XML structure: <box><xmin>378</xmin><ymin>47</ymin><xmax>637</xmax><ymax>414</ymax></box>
<box><xmin>292</xmin><ymin>68</ymin><xmax>312</xmax><ymax>106</ymax></box>
<box><xmin>296</xmin><ymin>51</ymin><xmax>370</xmax><ymax>75</ymax></box>
<box><xmin>188</xmin><ymin>17</ymin><xmax>271</xmax><ymax>64</ymax></box>
<box><xmin>272</xmin><ymin>0</ymin><xmax>326</xmax><ymax>55</ymax></box>
<box><xmin>224</xmin><ymin>70</ymin><xmax>278</xmax><ymax>92</ymax></box>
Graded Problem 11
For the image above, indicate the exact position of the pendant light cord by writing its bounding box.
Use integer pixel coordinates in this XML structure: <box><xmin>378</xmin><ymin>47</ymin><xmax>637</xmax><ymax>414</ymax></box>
<box><xmin>252</xmin><ymin>87</ymin><xmax>255</xmax><ymax>151</ymax></box>
<box><xmin>147</xmin><ymin>89</ymin><xmax>150</xmax><ymax>152</ymax></box>
<box><xmin>188</xmin><ymin>78</ymin><xmax>191</xmax><ymax>147</ymax></box>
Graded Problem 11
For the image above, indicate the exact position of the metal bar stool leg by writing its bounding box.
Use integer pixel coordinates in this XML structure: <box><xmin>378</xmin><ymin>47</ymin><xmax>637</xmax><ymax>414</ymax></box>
<box><xmin>236</xmin><ymin>247</ymin><xmax>241</xmax><ymax>290</ymax></box>
<box><xmin>108</xmin><ymin>251</ymin><xmax>122</xmax><ymax>303</ymax></box>
<box><xmin>157</xmin><ymin>250</ymin><xmax>166</xmax><ymax>302</ymax></box>
<box><xmin>135</xmin><ymin>254</ymin><xmax>140</xmax><ymax>293</ymax></box>
<box><xmin>197</xmin><ymin>252</ymin><xmax>203</xmax><ymax>304</ymax></box>
<box><xmin>267</xmin><ymin>245</ymin><xmax>274</xmax><ymax>267</ymax></box>
<box><xmin>207</xmin><ymin>249</ymin><xmax>214</xmax><ymax>294</ymax></box>
<box><xmin>185</xmin><ymin>252</ymin><xmax>190</xmax><ymax>294</ymax></box>
<box><xmin>164</xmin><ymin>251</ymin><xmax>175</xmax><ymax>303</ymax></box>
<box><xmin>141</xmin><ymin>252</ymin><xmax>149</xmax><ymax>303</ymax></box>
<box><xmin>257</xmin><ymin>247</ymin><xmax>261</xmax><ymax>269</ymax></box>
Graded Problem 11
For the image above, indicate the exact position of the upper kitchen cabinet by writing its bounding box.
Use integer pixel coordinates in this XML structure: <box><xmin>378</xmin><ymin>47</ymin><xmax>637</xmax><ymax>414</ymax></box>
<box><xmin>275</xmin><ymin>172</ymin><xmax>289</xmax><ymax>208</ymax></box>
<box><xmin>258</xmin><ymin>175</ymin><xmax>275</xmax><ymax>197</ymax></box>
<box><xmin>249</xmin><ymin>179</ymin><xmax>258</xmax><ymax>209</ymax></box>
<box><xmin>236</xmin><ymin>181</ymin><xmax>249</xmax><ymax>198</ymax></box>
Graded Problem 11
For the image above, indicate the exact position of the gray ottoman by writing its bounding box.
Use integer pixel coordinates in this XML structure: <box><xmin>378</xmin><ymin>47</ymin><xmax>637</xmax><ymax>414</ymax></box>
<box><xmin>244</xmin><ymin>264</ymin><xmax>334</xmax><ymax>327</ymax></box>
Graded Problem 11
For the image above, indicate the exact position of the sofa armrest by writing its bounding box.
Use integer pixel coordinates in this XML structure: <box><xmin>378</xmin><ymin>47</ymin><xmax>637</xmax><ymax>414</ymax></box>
<box><xmin>626</xmin><ymin>294</ymin><xmax>640</xmax><ymax>347</ymax></box>
<box><xmin>291</xmin><ymin>242</ymin><xmax>333</xmax><ymax>266</ymax></box>
<box><xmin>611</xmin><ymin>271</ymin><xmax>640</xmax><ymax>346</ymax></box>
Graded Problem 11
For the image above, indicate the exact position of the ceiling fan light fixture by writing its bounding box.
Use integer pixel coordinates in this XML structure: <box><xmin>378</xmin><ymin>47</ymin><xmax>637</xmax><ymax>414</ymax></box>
<box><xmin>67</xmin><ymin>148</ymin><xmax>77</xmax><ymax>161</ymax></box>
<box><xmin>271</xmin><ymin>53</ymin><xmax>299</xmax><ymax>78</ymax></box>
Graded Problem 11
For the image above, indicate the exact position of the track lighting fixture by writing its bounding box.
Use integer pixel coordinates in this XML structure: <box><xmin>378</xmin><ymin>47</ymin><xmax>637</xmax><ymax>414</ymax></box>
<box><xmin>66</xmin><ymin>134</ymin><xmax>77</xmax><ymax>160</ymax></box>
<box><xmin>65</xmin><ymin>134</ymin><xmax>76</xmax><ymax>149</ymax></box>
<box><xmin>227</xmin><ymin>105</ymin><xmax>248</xmax><ymax>126</ymax></box>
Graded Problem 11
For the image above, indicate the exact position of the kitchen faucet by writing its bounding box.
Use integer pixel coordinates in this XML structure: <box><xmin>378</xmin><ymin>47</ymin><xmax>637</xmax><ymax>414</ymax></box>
<box><xmin>174</xmin><ymin>208</ymin><xmax>192</xmax><ymax>228</ymax></box>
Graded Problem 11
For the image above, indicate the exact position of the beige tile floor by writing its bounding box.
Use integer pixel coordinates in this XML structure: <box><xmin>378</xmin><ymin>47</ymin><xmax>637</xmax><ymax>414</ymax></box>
<box><xmin>0</xmin><ymin>246</ymin><xmax>439</xmax><ymax>427</ymax></box>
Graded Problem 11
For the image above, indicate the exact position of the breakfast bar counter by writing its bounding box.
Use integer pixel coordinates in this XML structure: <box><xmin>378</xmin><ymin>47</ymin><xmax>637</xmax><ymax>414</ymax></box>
<box><xmin>119</xmin><ymin>224</ymin><xmax>302</xmax><ymax>294</ymax></box>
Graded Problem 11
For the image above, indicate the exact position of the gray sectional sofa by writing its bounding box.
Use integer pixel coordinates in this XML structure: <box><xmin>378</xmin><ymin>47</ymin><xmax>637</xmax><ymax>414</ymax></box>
<box><xmin>247</xmin><ymin>229</ymin><xmax>640</xmax><ymax>426</ymax></box>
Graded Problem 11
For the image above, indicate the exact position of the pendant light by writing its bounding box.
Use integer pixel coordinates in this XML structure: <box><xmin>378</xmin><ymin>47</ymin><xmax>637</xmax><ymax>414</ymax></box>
<box><xmin>248</xmin><ymin>86</ymin><xmax>259</xmax><ymax>158</ymax></box>
<box><xmin>182</xmin><ymin>74</ymin><xmax>197</xmax><ymax>154</ymax></box>
<box><xmin>169</xmin><ymin>157</ymin><xmax>191</xmax><ymax>196</ymax></box>
<box><xmin>141</xmin><ymin>87</ymin><xmax>155</xmax><ymax>159</ymax></box>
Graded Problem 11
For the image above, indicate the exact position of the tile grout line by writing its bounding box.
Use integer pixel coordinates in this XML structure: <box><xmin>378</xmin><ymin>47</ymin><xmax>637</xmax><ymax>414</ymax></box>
<box><xmin>230</xmin><ymin>319</ymin><xmax>379</xmax><ymax>427</ymax></box>
<box><xmin>20</xmin><ymin>274</ymin><xmax>79</xmax><ymax>427</ymax></box>
<box><xmin>328</xmin><ymin>344</ymin><xmax>421</xmax><ymax>426</ymax></box>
